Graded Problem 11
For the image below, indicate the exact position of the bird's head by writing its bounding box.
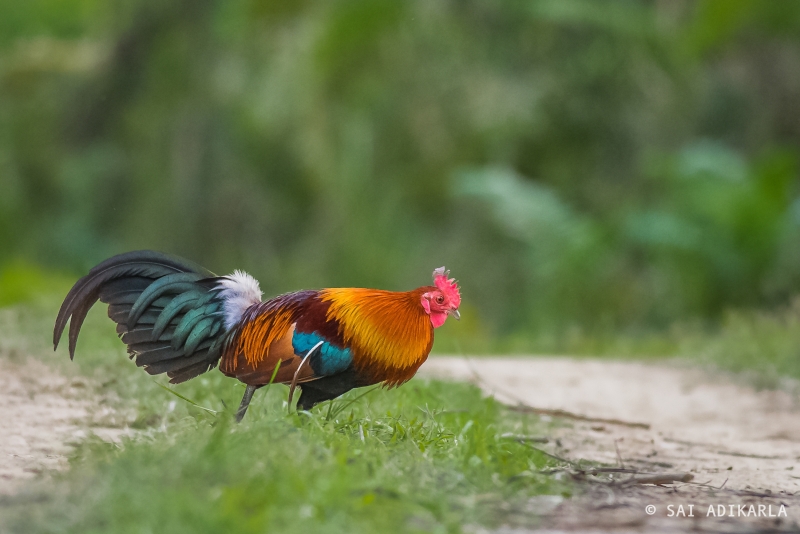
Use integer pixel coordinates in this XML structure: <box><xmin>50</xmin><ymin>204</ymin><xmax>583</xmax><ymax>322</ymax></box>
<box><xmin>421</xmin><ymin>267</ymin><xmax>461</xmax><ymax>328</ymax></box>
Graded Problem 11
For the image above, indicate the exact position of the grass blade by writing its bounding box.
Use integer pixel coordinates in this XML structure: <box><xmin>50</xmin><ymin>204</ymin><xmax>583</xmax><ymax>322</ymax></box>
<box><xmin>155</xmin><ymin>381</ymin><xmax>219</xmax><ymax>415</ymax></box>
<box><xmin>328</xmin><ymin>384</ymin><xmax>382</xmax><ymax>420</ymax></box>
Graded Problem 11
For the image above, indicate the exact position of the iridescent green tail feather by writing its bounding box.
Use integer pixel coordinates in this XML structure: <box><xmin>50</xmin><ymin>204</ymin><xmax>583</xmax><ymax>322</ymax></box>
<box><xmin>54</xmin><ymin>250</ymin><xmax>229</xmax><ymax>383</ymax></box>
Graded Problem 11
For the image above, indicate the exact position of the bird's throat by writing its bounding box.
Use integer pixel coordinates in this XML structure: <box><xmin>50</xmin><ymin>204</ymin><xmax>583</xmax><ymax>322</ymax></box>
<box><xmin>429</xmin><ymin>311</ymin><xmax>448</xmax><ymax>328</ymax></box>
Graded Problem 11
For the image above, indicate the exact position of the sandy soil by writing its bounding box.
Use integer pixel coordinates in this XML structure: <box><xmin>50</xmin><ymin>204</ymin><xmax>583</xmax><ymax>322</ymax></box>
<box><xmin>0</xmin><ymin>358</ymin><xmax>123</xmax><ymax>496</ymax></box>
<box><xmin>421</xmin><ymin>357</ymin><xmax>800</xmax><ymax>533</ymax></box>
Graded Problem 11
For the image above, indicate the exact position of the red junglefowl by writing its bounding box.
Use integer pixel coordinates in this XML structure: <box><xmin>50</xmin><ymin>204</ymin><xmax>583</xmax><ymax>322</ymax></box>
<box><xmin>53</xmin><ymin>251</ymin><xmax>461</xmax><ymax>421</ymax></box>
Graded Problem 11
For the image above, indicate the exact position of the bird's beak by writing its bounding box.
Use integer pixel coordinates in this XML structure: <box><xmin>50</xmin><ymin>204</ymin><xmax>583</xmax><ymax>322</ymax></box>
<box><xmin>448</xmin><ymin>309</ymin><xmax>461</xmax><ymax>321</ymax></box>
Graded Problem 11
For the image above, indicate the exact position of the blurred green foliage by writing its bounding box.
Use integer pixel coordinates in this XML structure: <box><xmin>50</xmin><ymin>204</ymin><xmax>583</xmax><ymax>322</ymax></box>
<box><xmin>0</xmin><ymin>261</ymin><xmax>73</xmax><ymax>307</ymax></box>
<box><xmin>678</xmin><ymin>297</ymin><xmax>800</xmax><ymax>388</ymax></box>
<box><xmin>2</xmin><ymin>0</ymin><xmax>800</xmax><ymax>349</ymax></box>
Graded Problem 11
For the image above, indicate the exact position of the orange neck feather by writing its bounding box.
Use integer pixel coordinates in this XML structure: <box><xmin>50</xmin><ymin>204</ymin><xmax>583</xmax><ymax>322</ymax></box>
<box><xmin>319</xmin><ymin>287</ymin><xmax>434</xmax><ymax>385</ymax></box>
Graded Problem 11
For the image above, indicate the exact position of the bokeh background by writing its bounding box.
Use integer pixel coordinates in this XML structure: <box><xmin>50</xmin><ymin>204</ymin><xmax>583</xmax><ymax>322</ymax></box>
<box><xmin>2</xmin><ymin>0</ymin><xmax>800</xmax><ymax>356</ymax></box>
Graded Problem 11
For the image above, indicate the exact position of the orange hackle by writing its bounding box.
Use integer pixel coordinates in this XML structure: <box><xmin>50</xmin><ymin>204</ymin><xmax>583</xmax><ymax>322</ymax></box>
<box><xmin>320</xmin><ymin>287</ymin><xmax>434</xmax><ymax>385</ymax></box>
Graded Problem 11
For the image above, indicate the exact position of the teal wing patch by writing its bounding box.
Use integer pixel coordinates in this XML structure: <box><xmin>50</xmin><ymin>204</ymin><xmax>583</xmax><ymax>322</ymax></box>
<box><xmin>292</xmin><ymin>331</ymin><xmax>352</xmax><ymax>376</ymax></box>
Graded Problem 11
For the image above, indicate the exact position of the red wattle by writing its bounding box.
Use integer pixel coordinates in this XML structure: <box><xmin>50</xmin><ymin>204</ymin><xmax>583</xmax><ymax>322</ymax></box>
<box><xmin>429</xmin><ymin>312</ymin><xmax>447</xmax><ymax>328</ymax></box>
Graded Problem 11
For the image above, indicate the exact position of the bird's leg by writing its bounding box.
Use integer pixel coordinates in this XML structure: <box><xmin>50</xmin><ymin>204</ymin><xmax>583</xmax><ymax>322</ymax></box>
<box><xmin>235</xmin><ymin>384</ymin><xmax>258</xmax><ymax>423</ymax></box>
<box><xmin>287</xmin><ymin>340</ymin><xmax>324</xmax><ymax>412</ymax></box>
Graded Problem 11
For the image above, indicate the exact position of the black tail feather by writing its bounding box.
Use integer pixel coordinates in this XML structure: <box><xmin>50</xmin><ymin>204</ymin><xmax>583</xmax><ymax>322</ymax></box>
<box><xmin>54</xmin><ymin>250</ymin><xmax>214</xmax><ymax>357</ymax></box>
<box><xmin>146</xmin><ymin>348</ymin><xmax>215</xmax><ymax>375</ymax></box>
<box><xmin>54</xmin><ymin>250</ymin><xmax>226</xmax><ymax>382</ymax></box>
<box><xmin>168</xmin><ymin>360</ymin><xmax>217</xmax><ymax>384</ymax></box>
<box><xmin>135</xmin><ymin>348</ymin><xmax>179</xmax><ymax>367</ymax></box>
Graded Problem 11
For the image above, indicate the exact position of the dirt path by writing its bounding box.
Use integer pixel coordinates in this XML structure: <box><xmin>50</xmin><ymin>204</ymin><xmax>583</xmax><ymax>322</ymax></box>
<box><xmin>0</xmin><ymin>358</ymin><xmax>122</xmax><ymax>496</ymax></box>
<box><xmin>421</xmin><ymin>356</ymin><xmax>800</xmax><ymax>532</ymax></box>
<box><xmin>4</xmin><ymin>354</ymin><xmax>800</xmax><ymax>531</ymax></box>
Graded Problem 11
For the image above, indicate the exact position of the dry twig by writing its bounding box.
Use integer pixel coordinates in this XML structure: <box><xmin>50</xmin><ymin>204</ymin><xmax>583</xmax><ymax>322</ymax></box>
<box><xmin>716</xmin><ymin>450</ymin><xmax>784</xmax><ymax>460</ymax></box>
<box><xmin>620</xmin><ymin>472</ymin><xmax>694</xmax><ymax>486</ymax></box>
<box><xmin>500</xmin><ymin>433</ymin><xmax>550</xmax><ymax>443</ymax></box>
<box><xmin>507</xmin><ymin>405</ymin><xmax>651</xmax><ymax>430</ymax></box>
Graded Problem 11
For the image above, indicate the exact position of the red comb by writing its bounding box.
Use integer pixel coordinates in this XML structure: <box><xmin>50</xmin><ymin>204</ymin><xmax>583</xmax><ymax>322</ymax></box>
<box><xmin>432</xmin><ymin>267</ymin><xmax>461</xmax><ymax>307</ymax></box>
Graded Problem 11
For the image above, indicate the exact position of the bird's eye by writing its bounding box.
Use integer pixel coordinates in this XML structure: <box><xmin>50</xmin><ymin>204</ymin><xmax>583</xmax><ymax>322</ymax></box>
<box><xmin>435</xmin><ymin>295</ymin><xmax>444</xmax><ymax>304</ymax></box>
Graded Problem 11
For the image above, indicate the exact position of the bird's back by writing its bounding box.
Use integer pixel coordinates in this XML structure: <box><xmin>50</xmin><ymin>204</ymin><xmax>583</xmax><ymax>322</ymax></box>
<box><xmin>219</xmin><ymin>287</ymin><xmax>435</xmax><ymax>391</ymax></box>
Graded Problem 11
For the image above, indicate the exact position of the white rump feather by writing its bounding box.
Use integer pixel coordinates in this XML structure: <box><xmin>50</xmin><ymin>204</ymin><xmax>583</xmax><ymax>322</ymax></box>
<box><xmin>216</xmin><ymin>270</ymin><xmax>263</xmax><ymax>330</ymax></box>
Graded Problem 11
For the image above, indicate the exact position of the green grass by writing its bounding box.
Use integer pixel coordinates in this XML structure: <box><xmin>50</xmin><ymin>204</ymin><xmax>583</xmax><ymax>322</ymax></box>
<box><xmin>0</xmin><ymin>302</ymin><xmax>569</xmax><ymax>534</ymax></box>
<box><xmin>5</xmin><ymin>286</ymin><xmax>800</xmax><ymax>533</ymax></box>
<box><xmin>677</xmin><ymin>298</ymin><xmax>800</xmax><ymax>389</ymax></box>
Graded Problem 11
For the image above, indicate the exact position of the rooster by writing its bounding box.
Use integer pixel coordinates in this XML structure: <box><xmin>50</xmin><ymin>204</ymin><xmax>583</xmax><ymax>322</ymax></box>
<box><xmin>53</xmin><ymin>251</ymin><xmax>461</xmax><ymax>420</ymax></box>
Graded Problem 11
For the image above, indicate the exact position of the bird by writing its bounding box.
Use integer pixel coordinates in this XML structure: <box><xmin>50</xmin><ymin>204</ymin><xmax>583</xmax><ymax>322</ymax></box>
<box><xmin>53</xmin><ymin>250</ymin><xmax>461</xmax><ymax>421</ymax></box>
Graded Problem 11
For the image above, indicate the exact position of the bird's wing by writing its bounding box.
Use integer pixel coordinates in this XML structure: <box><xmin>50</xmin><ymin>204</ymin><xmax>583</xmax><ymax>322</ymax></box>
<box><xmin>289</xmin><ymin>329</ymin><xmax>353</xmax><ymax>377</ymax></box>
<box><xmin>219</xmin><ymin>290</ymin><xmax>353</xmax><ymax>386</ymax></box>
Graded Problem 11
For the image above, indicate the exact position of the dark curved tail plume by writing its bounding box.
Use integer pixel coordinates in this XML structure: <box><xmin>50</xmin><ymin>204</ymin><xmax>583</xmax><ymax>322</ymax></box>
<box><xmin>54</xmin><ymin>250</ymin><xmax>229</xmax><ymax>383</ymax></box>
